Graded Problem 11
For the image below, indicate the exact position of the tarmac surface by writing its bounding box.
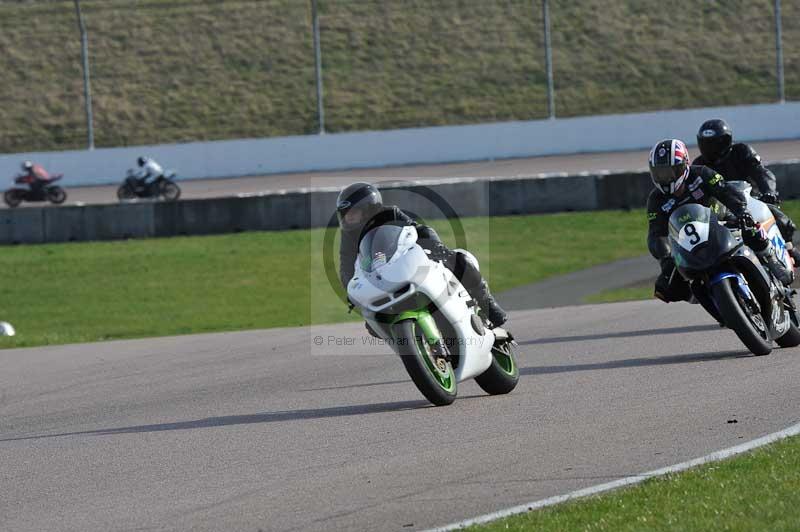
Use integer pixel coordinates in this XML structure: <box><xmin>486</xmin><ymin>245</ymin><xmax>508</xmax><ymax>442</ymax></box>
<box><xmin>2</xmin><ymin>299</ymin><xmax>798</xmax><ymax>531</ymax></box>
<box><xmin>21</xmin><ymin>139</ymin><xmax>800</xmax><ymax>207</ymax></box>
<box><xmin>499</xmin><ymin>255</ymin><xmax>658</xmax><ymax>310</ymax></box>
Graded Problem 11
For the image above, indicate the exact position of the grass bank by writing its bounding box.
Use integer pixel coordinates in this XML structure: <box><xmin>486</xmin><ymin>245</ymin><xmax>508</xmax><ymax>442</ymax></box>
<box><xmin>1</xmin><ymin>0</ymin><xmax>798</xmax><ymax>152</ymax></box>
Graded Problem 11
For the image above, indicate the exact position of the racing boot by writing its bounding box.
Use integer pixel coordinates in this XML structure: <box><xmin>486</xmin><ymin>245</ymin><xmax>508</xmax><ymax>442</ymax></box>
<box><xmin>757</xmin><ymin>244</ymin><xmax>794</xmax><ymax>286</ymax></box>
<box><xmin>786</xmin><ymin>241</ymin><xmax>800</xmax><ymax>268</ymax></box>
<box><xmin>471</xmin><ymin>280</ymin><xmax>508</xmax><ymax>327</ymax></box>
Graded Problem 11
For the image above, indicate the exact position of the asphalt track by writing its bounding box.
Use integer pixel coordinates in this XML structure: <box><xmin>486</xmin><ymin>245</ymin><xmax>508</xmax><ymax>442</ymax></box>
<box><xmin>2</xmin><ymin>299</ymin><xmax>799</xmax><ymax>531</ymax></box>
<box><xmin>24</xmin><ymin>139</ymin><xmax>800</xmax><ymax>206</ymax></box>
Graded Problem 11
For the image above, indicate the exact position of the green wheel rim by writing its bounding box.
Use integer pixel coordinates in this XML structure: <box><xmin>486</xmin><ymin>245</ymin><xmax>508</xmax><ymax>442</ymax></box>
<box><xmin>414</xmin><ymin>324</ymin><xmax>455</xmax><ymax>392</ymax></box>
<box><xmin>492</xmin><ymin>344</ymin><xmax>517</xmax><ymax>376</ymax></box>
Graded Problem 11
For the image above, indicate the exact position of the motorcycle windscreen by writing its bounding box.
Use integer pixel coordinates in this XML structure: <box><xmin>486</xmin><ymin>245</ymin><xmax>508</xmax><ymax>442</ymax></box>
<box><xmin>668</xmin><ymin>204</ymin><xmax>739</xmax><ymax>272</ymax></box>
<box><xmin>359</xmin><ymin>225</ymin><xmax>403</xmax><ymax>272</ymax></box>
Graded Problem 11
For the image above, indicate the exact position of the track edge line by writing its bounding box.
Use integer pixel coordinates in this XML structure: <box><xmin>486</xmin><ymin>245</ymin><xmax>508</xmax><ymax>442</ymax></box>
<box><xmin>426</xmin><ymin>420</ymin><xmax>800</xmax><ymax>531</ymax></box>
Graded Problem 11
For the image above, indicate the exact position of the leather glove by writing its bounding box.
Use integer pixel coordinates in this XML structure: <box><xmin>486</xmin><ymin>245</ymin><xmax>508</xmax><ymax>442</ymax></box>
<box><xmin>738</xmin><ymin>212</ymin><xmax>757</xmax><ymax>231</ymax></box>
<box><xmin>760</xmin><ymin>193</ymin><xmax>780</xmax><ymax>206</ymax></box>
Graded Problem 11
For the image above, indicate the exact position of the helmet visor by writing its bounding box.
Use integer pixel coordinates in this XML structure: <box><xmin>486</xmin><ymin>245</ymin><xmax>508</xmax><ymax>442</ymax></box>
<box><xmin>650</xmin><ymin>165</ymin><xmax>683</xmax><ymax>186</ymax></box>
<box><xmin>342</xmin><ymin>209</ymin><xmax>363</xmax><ymax>227</ymax></box>
<box><xmin>337</xmin><ymin>201</ymin><xmax>372</xmax><ymax>231</ymax></box>
<box><xmin>698</xmin><ymin>135</ymin><xmax>730</xmax><ymax>161</ymax></box>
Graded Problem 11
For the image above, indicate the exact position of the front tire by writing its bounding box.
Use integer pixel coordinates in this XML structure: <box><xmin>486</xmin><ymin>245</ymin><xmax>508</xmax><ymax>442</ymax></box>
<box><xmin>395</xmin><ymin>319</ymin><xmax>457</xmax><ymax>406</ymax></box>
<box><xmin>117</xmin><ymin>184</ymin><xmax>136</xmax><ymax>201</ymax></box>
<box><xmin>160</xmin><ymin>181</ymin><xmax>181</xmax><ymax>201</ymax></box>
<box><xmin>47</xmin><ymin>186</ymin><xmax>66</xmax><ymax>204</ymax></box>
<box><xmin>711</xmin><ymin>278</ymin><xmax>772</xmax><ymax>356</ymax></box>
<box><xmin>4</xmin><ymin>189</ymin><xmax>22</xmax><ymax>208</ymax></box>
<box><xmin>474</xmin><ymin>339</ymin><xmax>519</xmax><ymax>395</ymax></box>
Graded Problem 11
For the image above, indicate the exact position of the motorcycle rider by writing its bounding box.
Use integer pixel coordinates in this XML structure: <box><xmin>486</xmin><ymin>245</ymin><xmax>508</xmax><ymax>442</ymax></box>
<box><xmin>337</xmin><ymin>182</ymin><xmax>508</xmax><ymax>327</ymax></box>
<box><xmin>17</xmin><ymin>161</ymin><xmax>51</xmax><ymax>196</ymax></box>
<box><xmin>647</xmin><ymin>139</ymin><xmax>794</xmax><ymax>303</ymax></box>
<box><xmin>133</xmin><ymin>156</ymin><xmax>164</xmax><ymax>191</ymax></box>
<box><xmin>692</xmin><ymin>118</ymin><xmax>800</xmax><ymax>264</ymax></box>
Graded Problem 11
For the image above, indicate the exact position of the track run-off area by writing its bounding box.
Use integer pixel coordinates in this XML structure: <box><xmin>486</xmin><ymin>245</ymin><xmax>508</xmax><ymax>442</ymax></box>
<box><xmin>2</xmin><ymin>299</ymin><xmax>799</xmax><ymax>531</ymax></box>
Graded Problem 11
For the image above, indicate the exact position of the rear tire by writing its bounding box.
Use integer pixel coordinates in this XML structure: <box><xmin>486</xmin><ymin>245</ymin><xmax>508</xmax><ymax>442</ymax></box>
<box><xmin>711</xmin><ymin>278</ymin><xmax>772</xmax><ymax>356</ymax></box>
<box><xmin>474</xmin><ymin>339</ymin><xmax>519</xmax><ymax>395</ymax></box>
<box><xmin>395</xmin><ymin>319</ymin><xmax>457</xmax><ymax>406</ymax></box>
<box><xmin>47</xmin><ymin>186</ymin><xmax>66</xmax><ymax>205</ymax></box>
<box><xmin>4</xmin><ymin>189</ymin><xmax>22</xmax><ymax>208</ymax></box>
<box><xmin>776</xmin><ymin>302</ymin><xmax>800</xmax><ymax>348</ymax></box>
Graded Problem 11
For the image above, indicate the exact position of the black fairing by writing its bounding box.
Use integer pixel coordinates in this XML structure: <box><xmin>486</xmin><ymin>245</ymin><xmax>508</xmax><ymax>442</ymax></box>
<box><xmin>669</xmin><ymin>204</ymin><xmax>740</xmax><ymax>279</ymax></box>
<box><xmin>670</xmin><ymin>204</ymin><xmax>775</xmax><ymax>326</ymax></box>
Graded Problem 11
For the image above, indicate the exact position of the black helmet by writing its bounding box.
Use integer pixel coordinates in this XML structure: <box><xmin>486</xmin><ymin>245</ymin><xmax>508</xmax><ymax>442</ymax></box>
<box><xmin>649</xmin><ymin>139</ymin><xmax>691</xmax><ymax>195</ymax></box>
<box><xmin>336</xmin><ymin>182</ymin><xmax>382</xmax><ymax>232</ymax></box>
<box><xmin>697</xmin><ymin>119</ymin><xmax>733</xmax><ymax>163</ymax></box>
<box><xmin>137</xmin><ymin>156</ymin><xmax>147</xmax><ymax>167</ymax></box>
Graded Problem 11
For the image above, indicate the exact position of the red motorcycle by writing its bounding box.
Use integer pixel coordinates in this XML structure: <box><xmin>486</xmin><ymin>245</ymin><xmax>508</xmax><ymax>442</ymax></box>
<box><xmin>4</xmin><ymin>174</ymin><xmax>67</xmax><ymax>208</ymax></box>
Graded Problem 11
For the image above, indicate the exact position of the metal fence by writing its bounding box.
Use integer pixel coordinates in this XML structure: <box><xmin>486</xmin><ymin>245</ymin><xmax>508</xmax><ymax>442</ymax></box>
<box><xmin>0</xmin><ymin>0</ymin><xmax>797</xmax><ymax>154</ymax></box>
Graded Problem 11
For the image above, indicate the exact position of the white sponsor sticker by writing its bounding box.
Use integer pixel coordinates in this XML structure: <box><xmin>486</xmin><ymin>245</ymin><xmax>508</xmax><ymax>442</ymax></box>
<box><xmin>676</xmin><ymin>222</ymin><xmax>710</xmax><ymax>252</ymax></box>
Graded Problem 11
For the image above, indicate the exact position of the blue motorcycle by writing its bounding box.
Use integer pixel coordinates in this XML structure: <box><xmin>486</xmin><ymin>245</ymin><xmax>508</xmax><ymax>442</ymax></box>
<box><xmin>668</xmin><ymin>182</ymin><xmax>800</xmax><ymax>356</ymax></box>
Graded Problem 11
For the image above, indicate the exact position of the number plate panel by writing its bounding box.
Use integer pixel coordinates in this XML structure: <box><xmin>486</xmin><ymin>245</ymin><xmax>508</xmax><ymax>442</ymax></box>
<box><xmin>676</xmin><ymin>222</ymin><xmax>710</xmax><ymax>251</ymax></box>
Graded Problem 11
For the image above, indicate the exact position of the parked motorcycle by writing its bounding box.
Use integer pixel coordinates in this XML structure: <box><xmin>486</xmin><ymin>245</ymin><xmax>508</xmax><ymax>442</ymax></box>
<box><xmin>4</xmin><ymin>174</ymin><xmax>66</xmax><ymax>208</ymax></box>
<box><xmin>668</xmin><ymin>181</ymin><xmax>800</xmax><ymax>356</ymax></box>
<box><xmin>347</xmin><ymin>224</ymin><xmax>519</xmax><ymax>406</ymax></box>
<box><xmin>117</xmin><ymin>170</ymin><xmax>181</xmax><ymax>202</ymax></box>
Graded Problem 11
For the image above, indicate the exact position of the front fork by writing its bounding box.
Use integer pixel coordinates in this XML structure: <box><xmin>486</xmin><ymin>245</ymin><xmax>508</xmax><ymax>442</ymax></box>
<box><xmin>392</xmin><ymin>309</ymin><xmax>450</xmax><ymax>361</ymax></box>
<box><xmin>713</xmin><ymin>270</ymin><xmax>760</xmax><ymax>303</ymax></box>
<box><xmin>394</xmin><ymin>310</ymin><xmax>441</xmax><ymax>345</ymax></box>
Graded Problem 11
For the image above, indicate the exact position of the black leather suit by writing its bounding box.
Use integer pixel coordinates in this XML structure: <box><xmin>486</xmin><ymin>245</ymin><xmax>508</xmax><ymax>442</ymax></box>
<box><xmin>647</xmin><ymin>165</ymin><xmax>766</xmax><ymax>302</ymax></box>
<box><xmin>692</xmin><ymin>143</ymin><xmax>796</xmax><ymax>244</ymax></box>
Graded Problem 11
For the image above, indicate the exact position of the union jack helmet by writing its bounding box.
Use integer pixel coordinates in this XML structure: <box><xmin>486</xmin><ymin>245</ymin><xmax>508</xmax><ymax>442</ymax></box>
<box><xmin>649</xmin><ymin>139</ymin><xmax>691</xmax><ymax>195</ymax></box>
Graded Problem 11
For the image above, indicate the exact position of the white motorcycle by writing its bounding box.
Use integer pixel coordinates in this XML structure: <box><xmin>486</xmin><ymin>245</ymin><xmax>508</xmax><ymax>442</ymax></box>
<box><xmin>347</xmin><ymin>224</ymin><xmax>519</xmax><ymax>406</ymax></box>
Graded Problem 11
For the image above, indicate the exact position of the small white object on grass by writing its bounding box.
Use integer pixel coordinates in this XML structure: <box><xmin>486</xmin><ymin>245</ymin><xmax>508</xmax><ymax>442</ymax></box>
<box><xmin>0</xmin><ymin>321</ymin><xmax>15</xmax><ymax>336</ymax></box>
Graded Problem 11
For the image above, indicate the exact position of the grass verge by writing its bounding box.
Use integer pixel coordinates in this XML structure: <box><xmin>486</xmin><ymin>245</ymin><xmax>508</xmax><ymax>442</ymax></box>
<box><xmin>0</xmin><ymin>209</ymin><xmax>646</xmax><ymax>348</ymax></box>
<box><xmin>470</xmin><ymin>433</ymin><xmax>800</xmax><ymax>532</ymax></box>
<box><xmin>5</xmin><ymin>199</ymin><xmax>798</xmax><ymax>348</ymax></box>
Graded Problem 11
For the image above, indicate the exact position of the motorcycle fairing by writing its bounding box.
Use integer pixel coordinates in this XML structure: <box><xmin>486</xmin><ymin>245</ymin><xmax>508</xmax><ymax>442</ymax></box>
<box><xmin>349</xmin><ymin>225</ymin><xmax>494</xmax><ymax>382</ymax></box>
<box><xmin>669</xmin><ymin>204</ymin><xmax>740</xmax><ymax>277</ymax></box>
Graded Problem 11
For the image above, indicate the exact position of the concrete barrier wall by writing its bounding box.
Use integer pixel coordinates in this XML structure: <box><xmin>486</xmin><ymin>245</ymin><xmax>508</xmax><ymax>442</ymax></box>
<box><xmin>1</xmin><ymin>161</ymin><xmax>798</xmax><ymax>245</ymax></box>
<box><xmin>1</xmin><ymin>102</ymin><xmax>799</xmax><ymax>187</ymax></box>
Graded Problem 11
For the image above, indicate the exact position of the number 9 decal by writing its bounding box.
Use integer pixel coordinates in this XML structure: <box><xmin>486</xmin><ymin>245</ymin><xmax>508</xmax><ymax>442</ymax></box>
<box><xmin>684</xmin><ymin>223</ymin><xmax>701</xmax><ymax>245</ymax></box>
<box><xmin>675</xmin><ymin>221</ymin><xmax>710</xmax><ymax>251</ymax></box>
